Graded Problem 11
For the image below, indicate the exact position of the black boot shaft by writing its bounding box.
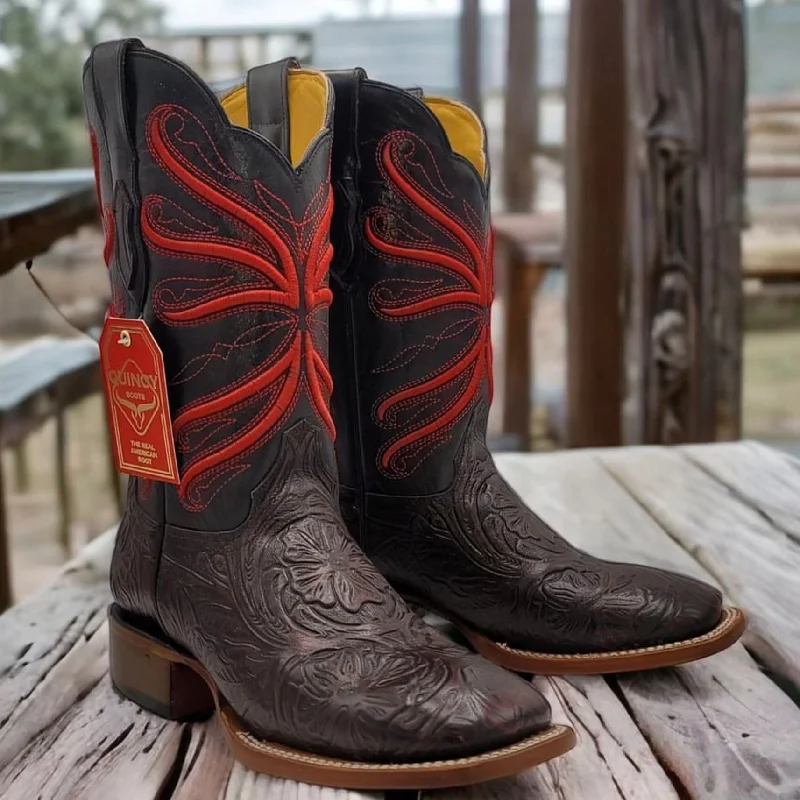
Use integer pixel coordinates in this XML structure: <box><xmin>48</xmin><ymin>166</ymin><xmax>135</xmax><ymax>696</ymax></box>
<box><xmin>85</xmin><ymin>40</ymin><xmax>335</xmax><ymax>531</ymax></box>
<box><xmin>329</xmin><ymin>77</ymin><xmax>492</xmax><ymax>498</ymax></box>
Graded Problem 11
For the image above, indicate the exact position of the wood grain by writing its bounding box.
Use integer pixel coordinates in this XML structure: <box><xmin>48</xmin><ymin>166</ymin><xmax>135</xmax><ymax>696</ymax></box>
<box><xmin>497</xmin><ymin>447</ymin><xmax>800</xmax><ymax>800</ymax></box>
<box><xmin>623</xmin><ymin>0</ymin><xmax>746</xmax><ymax>444</ymax></box>
<box><xmin>0</xmin><ymin>531</ymin><xmax>114</xmax><ymax>771</ymax></box>
<box><xmin>564</xmin><ymin>0</ymin><xmax>626</xmax><ymax>447</ymax></box>
<box><xmin>683</xmin><ymin>441</ymin><xmax>800</xmax><ymax>545</ymax></box>
<box><xmin>600</xmin><ymin>445</ymin><xmax>800</xmax><ymax>689</ymax></box>
<box><xmin>615</xmin><ymin>647</ymin><xmax>800</xmax><ymax>799</ymax></box>
<box><xmin>3</xmin><ymin>445</ymin><xmax>800</xmax><ymax>799</ymax></box>
<box><xmin>430</xmin><ymin>674</ymin><xmax>678</xmax><ymax>800</ymax></box>
<box><xmin>0</xmin><ymin>678</ymin><xmax>185</xmax><ymax>800</ymax></box>
<box><xmin>172</xmin><ymin>723</ymin><xmax>234</xmax><ymax>800</ymax></box>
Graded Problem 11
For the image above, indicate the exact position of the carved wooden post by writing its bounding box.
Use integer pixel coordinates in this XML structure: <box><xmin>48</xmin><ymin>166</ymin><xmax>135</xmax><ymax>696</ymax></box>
<box><xmin>623</xmin><ymin>0</ymin><xmax>746</xmax><ymax>443</ymax></box>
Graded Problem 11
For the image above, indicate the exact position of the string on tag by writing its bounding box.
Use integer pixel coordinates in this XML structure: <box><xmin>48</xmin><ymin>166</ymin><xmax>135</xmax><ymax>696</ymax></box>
<box><xmin>25</xmin><ymin>259</ymin><xmax>100</xmax><ymax>343</ymax></box>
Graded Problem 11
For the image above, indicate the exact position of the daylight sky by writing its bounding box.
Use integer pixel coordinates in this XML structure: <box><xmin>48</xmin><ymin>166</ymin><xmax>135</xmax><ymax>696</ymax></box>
<box><xmin>163</xmin><ymin>0</ymin><xmax>569</xmax><ymax>29</ymax></box>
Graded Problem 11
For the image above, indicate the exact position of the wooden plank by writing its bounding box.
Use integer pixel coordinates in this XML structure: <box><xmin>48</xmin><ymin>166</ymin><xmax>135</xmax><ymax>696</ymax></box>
<box><xmin>431</xmin><ymin>674</ymin><xmax>678</xmax><ymax>800</ymax></box>
<box><xmin>0</xmin><ymin>531</ymin><xmax>114</xmax><ymax>772</ymax></box>
<box><xmin>600</xmin><ymin>444</ymin><xmax>800</xmax><ymax>690</ymax></box>
<box><xmin>0</xmin><ymin>337</ymin><xmax>99</xmax><ymax>415</ymax></box>
<box><xmin>223</xmin><ymin>767</ymin><xmax>380</xmax><ymax>799</ymax></box>
<box><xmin>613</xmin><ymin>647</ymin><xmax>800</xmax><ymax>800</ymax></box>
<box><xmin>0</xmin><ymin>679</ymin><xmax>186</xmax><ymax>800</ymax></box>
<box><xmin>682</xmin><ymin>441</ymin><xmax>800</xmax><ymax>546</ymax></box>
<box><xmin>497</xmin><ymin>452</ymin><xmax>712</xmax><ymax>580</ymax></box>
<box><xmin>171</xmin><ymin>724</ymin><xmax>235</xmax><ymax>799</ymax></box>
<box><xmin>497</xmin><ymin>450</ymin><xmax>800</xmax><ymax>800</ymax></box>
<box><xmin>747</xmin><ymin>157</ymin><xmax>800</xmax><ymax>180</ymax></box>
<box><xmin>623</xmin><ymin>0</ymin><xmax>746</xmax><ymax>444</ymax></box>
<box><xmin>564</xmin><ymin>0</ymin><xmax>626</xmax><ymax>447</ymax></box>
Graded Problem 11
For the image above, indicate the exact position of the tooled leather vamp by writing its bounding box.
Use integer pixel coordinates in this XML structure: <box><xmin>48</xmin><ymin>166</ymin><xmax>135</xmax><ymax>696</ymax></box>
<box><xmin>153</xmin><ymin>421</ymin><xmax>552</xmax><ymax>760</ymax></box>
<box><xmin>361</xmin><ymin>406</ymin><xmax>724</xmax><ymax>655</ymax></box>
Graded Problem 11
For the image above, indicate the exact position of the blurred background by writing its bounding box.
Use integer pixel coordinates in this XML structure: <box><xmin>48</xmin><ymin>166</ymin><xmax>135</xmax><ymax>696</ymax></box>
<box><xmin>0</xmin><ymin>0</ymin><xmax>797</xmax><ymax>603</ymax></box>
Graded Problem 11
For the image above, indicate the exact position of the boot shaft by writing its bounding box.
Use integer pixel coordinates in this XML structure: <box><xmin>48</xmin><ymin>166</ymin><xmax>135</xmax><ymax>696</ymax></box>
<box><xmin>85</xmin><ymin>40</ymin><xmax>336</xmax><ymax>530</ymax></box>
<box><xmin>328</xmin><ymin>75</ymin><xmax>493</xmax><ymax>497</ymax></box>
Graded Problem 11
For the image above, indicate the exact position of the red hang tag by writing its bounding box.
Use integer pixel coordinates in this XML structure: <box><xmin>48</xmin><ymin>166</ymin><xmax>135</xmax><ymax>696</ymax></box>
<box><xmin>100</xmin><ymin>317</ymin><xmax>180</xmax><ymax>484</ymax></box>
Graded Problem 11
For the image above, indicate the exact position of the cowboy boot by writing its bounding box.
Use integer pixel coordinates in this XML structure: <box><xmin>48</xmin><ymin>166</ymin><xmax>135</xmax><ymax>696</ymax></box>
<box><xmin>85</xmin><ymin>40</ymin><xmax>575</xmax><ymax>789</ymax></box>
<box><xmin>322</xmin><ymin>71</ymin><xmax>745</xmax><ymax>675</ymax></box>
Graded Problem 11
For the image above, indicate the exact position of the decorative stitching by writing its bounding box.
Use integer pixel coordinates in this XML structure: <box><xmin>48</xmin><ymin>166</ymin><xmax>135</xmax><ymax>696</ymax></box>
<box><xmin>235</xmin><ymin>724</ymin><xmax>570</xmax><ymax>766</ymax></box>
<box><xmin>141</xmin><ymin>103</ymin><xmax>335</xmax><ymax>511</ymax></box>
<box><xmin>364</xmin><ymin>131</ymin><xmax>492</xmax><ymax>478</ymax></box>
<box><xmin>488</xmin><ymin>606</ymin><xmax>743</xmax><ymax>660</ymax></box>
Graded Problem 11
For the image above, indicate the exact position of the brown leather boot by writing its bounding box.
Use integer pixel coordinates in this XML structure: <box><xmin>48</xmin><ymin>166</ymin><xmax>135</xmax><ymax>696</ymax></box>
<box><xmin>322</xmin><ymin>71</ymin><xmax>746</xmax><ymax>675</ymax></box>
<box><xmin>86</xmin><ymin>40</ymin><xmax>575</xmax><ymax>789</ymax></box>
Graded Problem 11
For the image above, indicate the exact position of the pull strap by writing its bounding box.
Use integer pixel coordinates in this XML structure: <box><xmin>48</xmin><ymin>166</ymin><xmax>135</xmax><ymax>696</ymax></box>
<box><xmin>84</xmin><ymin>38</ymin><xmax>147</xmax><ymax>316</ymax></box>
<box><xmin>246</xmin><ymin>57</ymin><xmax>300</xmax><ymax>158</ymax></box>
<box><xmin>327</xmin><ymin>69</ymin><xmax>366</xmax><ymax>287</ymax></box>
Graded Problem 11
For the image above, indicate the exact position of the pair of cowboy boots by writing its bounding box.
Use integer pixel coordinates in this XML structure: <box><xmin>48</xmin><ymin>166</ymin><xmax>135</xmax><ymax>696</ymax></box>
<box><xmin>85</xmin><ymin>40</ymin><xmax>744</xmax><ymax>791</ymax></box>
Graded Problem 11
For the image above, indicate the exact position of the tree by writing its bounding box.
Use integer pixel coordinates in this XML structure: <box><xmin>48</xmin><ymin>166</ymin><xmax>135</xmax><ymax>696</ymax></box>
<box><xmin>0</xmin><ymin>0</ymin><xmax>163</xmax><ymax>170</ymax></box>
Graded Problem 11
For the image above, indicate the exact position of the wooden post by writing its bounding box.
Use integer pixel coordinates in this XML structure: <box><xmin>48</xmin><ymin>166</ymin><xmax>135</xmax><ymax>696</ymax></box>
<box><xmin>12</xmin><ymin>443</ymin><xmax>29</xmax><ymax>493</ymax></box>
<box><xmin>502</xmin><ymin>0</ymin><xmax>538</xmax><ymax>212</ymax></box>
<box><xmin>0</xmin><ymin>450</ymin><xmax>11</xmax><ymax>612</ymax></box>
<box><xmin>199</xmin><ymin>36</ymin><xmax>210</xmax><ymax>77</ymax></box>
<box><xmin>103</xmin><ymin>394</ymin><xmax>123</xmax><ymax>518</ymax></box>
<box><xmin>459</xmin><ymin>0</ymin><xmax>482</xmax><ymax>116</ymax></box>
<box><xmin>564</xmin><ymin>0</ymin><xmax>627</xmax><ymax>447</ymax></box>
<box><xmin>623</xmin><ymin>0</ymin><xmax>746</xmax><ymax>443</ymax></box>
<box><xmin>503</xmin><ymin>257</ymin><xmax>549</xmax><ymax>449</ymax></box>
<box><xmin>55</xmin><ymin>394</ymin><xmax>72</xmax><ymax>557</ymax></box>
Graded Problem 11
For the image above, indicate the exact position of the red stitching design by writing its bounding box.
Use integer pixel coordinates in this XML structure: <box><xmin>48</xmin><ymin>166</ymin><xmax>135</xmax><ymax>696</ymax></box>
<box><xmin>365</xmin><ymin>130</ymin><xmax>492</xmax><ymax>479</ymax></box>
<box><xmin>141</xmin><ymin>103</ymin><xmax>334</xmax><ymax>511</ymax></box>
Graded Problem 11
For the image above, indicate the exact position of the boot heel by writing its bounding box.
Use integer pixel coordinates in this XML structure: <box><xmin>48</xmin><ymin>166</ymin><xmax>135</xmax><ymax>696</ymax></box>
<box><xmin>109</xmin><ymin>606</ymin><xmax>214</xmax><ymax>722</ymax></box>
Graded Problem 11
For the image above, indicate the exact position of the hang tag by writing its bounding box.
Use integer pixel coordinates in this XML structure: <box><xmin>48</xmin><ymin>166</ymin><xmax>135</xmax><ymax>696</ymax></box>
<box><xmin>100</xmin><ymin>317</ymin><xmax>180</xmax><ymax>484</ymax></box>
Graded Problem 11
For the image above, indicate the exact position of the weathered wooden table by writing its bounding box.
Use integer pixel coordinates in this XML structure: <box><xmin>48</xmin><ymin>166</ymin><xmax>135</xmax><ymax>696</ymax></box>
<box><xmin>1</xmin><ymin>441</ymin><xmax>799</xmax><ymax>799</ymax></box>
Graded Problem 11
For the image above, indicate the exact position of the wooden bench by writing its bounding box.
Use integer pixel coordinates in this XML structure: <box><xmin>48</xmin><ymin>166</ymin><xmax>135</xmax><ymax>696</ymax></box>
<box><xmin>0</xmin><ymin>337</ymin><xmax>121</xmax><ymax>612</ymax></box>
<box><xmin>1</xmin><ymin>441</ymin><xmax>798</xmax><ymax>799</ymax></box>
<box><xmin>492</xmin><ymin>212</ymin><xmax>563</xmax><ymax>450</ymax></box>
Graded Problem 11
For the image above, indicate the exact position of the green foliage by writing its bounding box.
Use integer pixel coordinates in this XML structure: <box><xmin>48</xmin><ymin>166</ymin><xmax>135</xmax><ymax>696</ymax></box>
<box><xmin>0</xmin><ymin>0</ymin><xmax>164</xmax><ymax>171</ymax></box>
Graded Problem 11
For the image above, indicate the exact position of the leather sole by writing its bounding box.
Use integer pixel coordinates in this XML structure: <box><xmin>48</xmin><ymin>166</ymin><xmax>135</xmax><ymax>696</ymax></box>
<box><xmin>108</xmin><ymin>604</ymin><xmax>576</xmax><ymax>789</ymax></box>
<box><xmin>406</xmin><ymin>600</ymin><xmax>746</xmax><ymax>675</ymax></box>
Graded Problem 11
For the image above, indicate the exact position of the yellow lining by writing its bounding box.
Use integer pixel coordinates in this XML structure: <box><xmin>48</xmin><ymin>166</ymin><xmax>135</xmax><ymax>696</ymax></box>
<box><xmin>424</xmin><ymin>97</ymin><xmax>486</xmax><ymax>179</ymax></box>
<box><xmin>220</xmin><ymin>70</ymin><xmax>328</xmax><ymax>168</ymax></box>
<box><xmin>287</xmin><ymin>70</ymin><xmax>327</xmax><ymax>167</ymax></box>
<box><xmin>221</xmin><ymin>85</ymin><xmax>248</xmax><ymax>128</ymax></box>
